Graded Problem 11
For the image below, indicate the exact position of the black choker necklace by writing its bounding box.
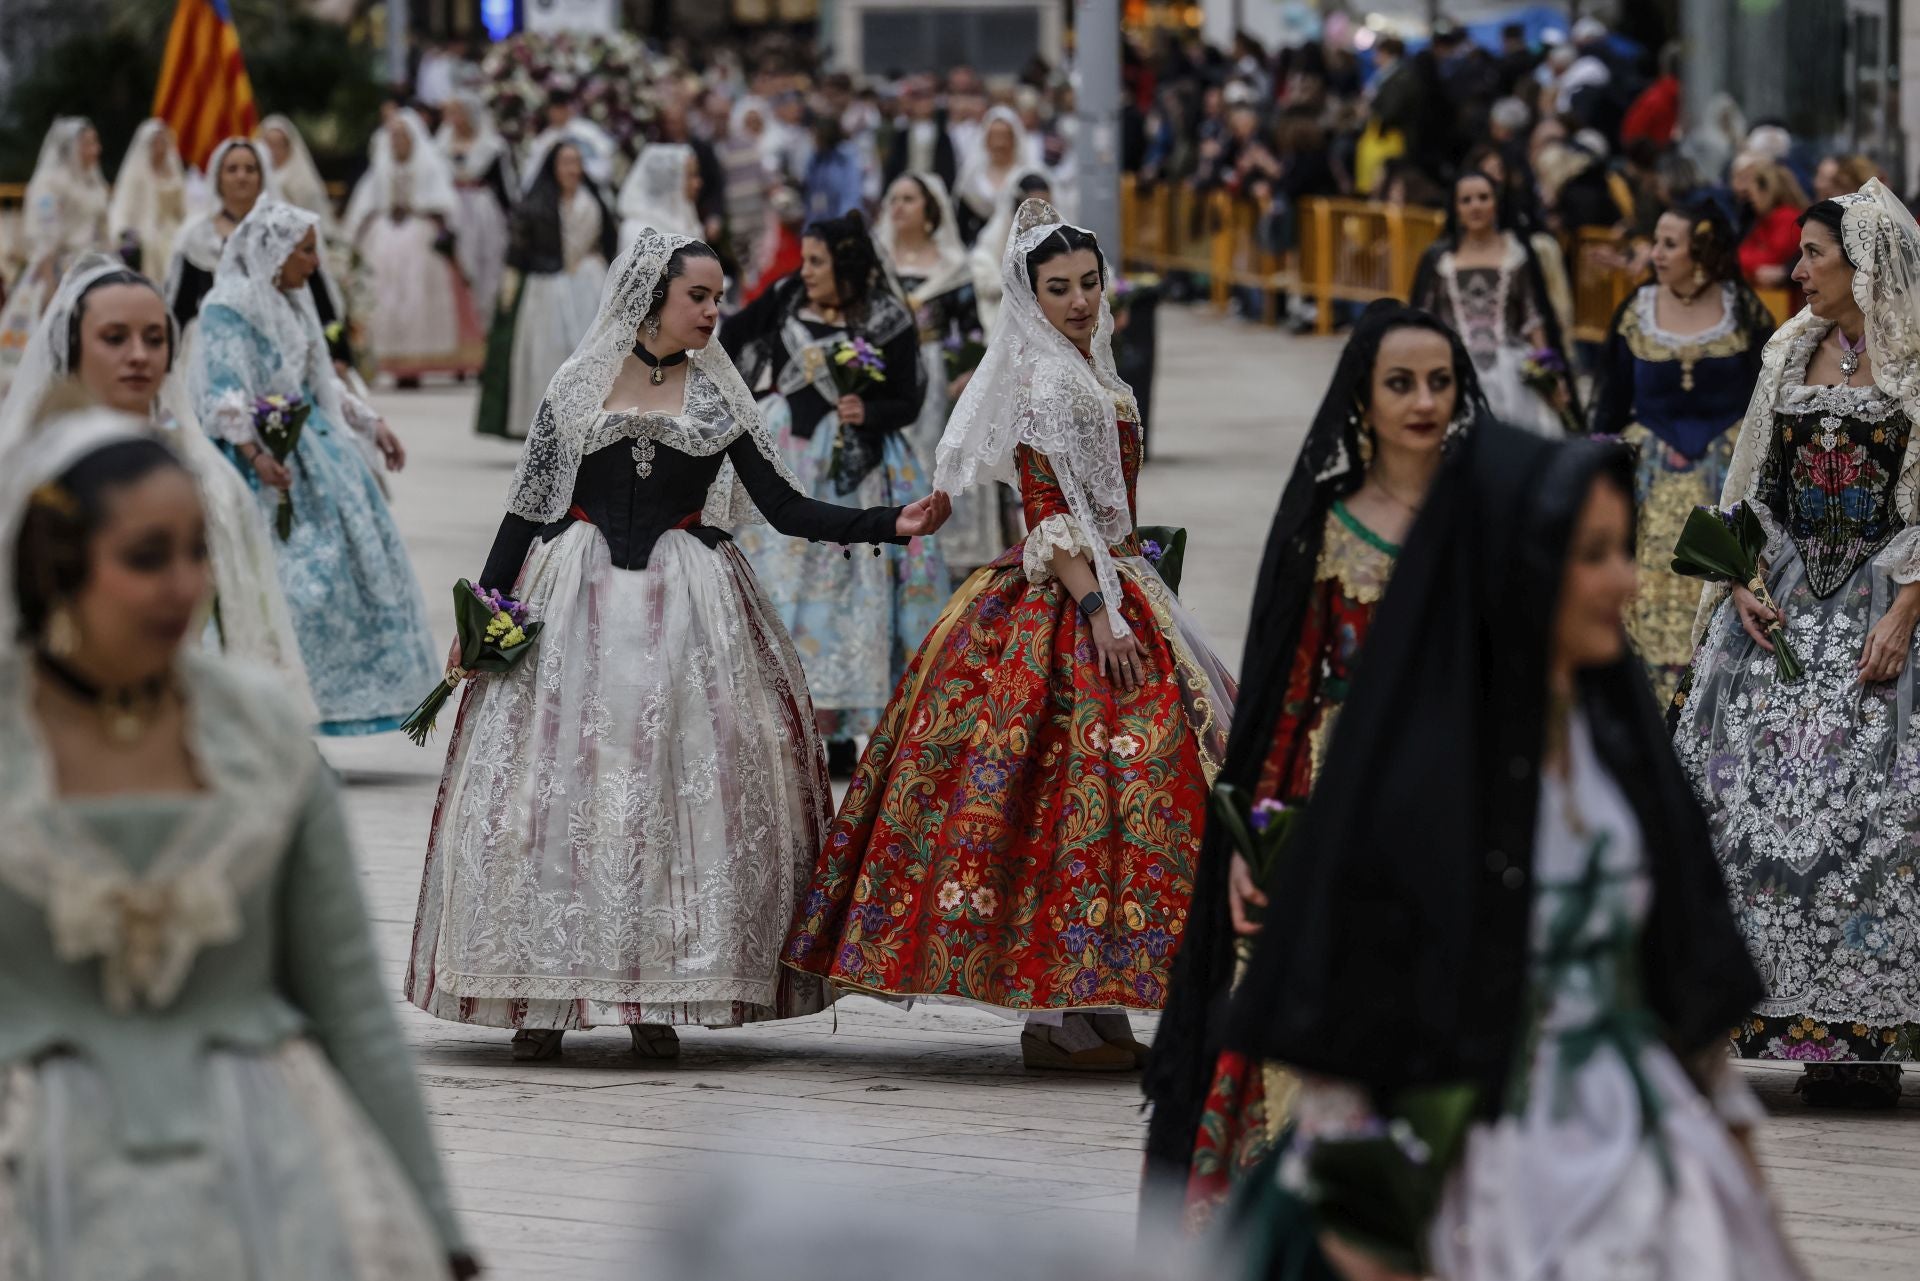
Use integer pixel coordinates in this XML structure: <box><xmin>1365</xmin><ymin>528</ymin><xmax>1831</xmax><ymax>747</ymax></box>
<box><xmin>37</xmin><ymin>652</ymin><xmax>174</xmax><ymax>745</ymax></box>
<box><xmin>633</xmin><ymin>342</ymin><xmax>689</xmax><ymax>386</ymax></box>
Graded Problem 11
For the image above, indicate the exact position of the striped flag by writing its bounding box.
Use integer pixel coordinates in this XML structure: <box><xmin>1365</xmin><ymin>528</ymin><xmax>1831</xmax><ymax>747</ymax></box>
<box><xmin>151</xmin><ymin>0</ymin><xmax>260</xmax><ymax>171</ymax></box>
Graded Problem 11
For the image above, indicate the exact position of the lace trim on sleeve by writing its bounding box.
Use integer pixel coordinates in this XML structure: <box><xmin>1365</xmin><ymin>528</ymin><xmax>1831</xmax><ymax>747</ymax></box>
<box><xmin>337</xmin><ymin>387</ymin><xmax>381</xmax><ymax>440</ymax></box>
<box><xmin>1874</xmin><ymin>524</ymin><xmax>1920</xmax><ymax>583</ymax></box>
<box><xmin>204</xmin><ymin>388</ymin><xmax>257</xmax><ymax>447</ymax></box>
<box><xmin>1022</xmin><ymin>513</ymin><xmax>1096</xmax><ymax>584</ymax></box>
<box><xmin>1747</xmin><ymin>497</ymin><xmax>1790</xmax><ymax>566</ymax></box>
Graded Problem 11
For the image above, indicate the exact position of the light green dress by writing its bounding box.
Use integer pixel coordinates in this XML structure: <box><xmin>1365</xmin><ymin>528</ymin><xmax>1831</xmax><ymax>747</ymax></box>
<box><xmin>0</xmin><ymin>651</ymin><xmax>463</xmax><ymax>1279</ymax></box>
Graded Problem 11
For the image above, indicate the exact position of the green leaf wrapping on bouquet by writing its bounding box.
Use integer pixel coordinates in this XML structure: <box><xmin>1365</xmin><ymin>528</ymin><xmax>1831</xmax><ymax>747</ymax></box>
<box><xmin>400</xmin><ymin>578</ymin><xmax>545</xmax><ymax>746</ymax></box>
<box><xmin>1135</xmin><ymin>524</ymin><xmax>1188</xmax><ymax>594</ymax></box>
<box><xmin>1209</xmin><ymin>781</ymin><xmax>1297</xmax><ymax>930</ymax></box>
<box><xmin>1304</xmin><ymin>1083</ymin><xmax>1481</xmax><ymax>1276</ymax></box>
<box><xmin>1669</xmin><ymin>504</ymin><xmax>1805</xmax><ymax>681</ymax></box>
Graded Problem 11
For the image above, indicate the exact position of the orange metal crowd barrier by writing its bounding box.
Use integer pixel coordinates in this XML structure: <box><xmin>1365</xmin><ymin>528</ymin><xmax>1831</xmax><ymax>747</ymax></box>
<box><xmin>1122</xmin><ymin>181</ymin><xmax>1806</xmax><ymax>338</ymax></box>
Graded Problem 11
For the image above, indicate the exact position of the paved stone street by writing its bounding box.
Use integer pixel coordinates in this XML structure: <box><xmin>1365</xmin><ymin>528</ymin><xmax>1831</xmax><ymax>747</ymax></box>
<box><xmin>329</xmin><ymin>309</ymin><xmax>1915</xmax><ymax>1278</ymax></box>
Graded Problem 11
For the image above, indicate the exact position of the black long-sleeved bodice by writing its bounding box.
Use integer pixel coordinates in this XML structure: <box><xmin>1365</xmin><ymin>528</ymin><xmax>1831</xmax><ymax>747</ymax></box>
<box><xmin>479</xmin><ymin>421</ymin><xmax>906</xmax><ymax>591</ymax></box>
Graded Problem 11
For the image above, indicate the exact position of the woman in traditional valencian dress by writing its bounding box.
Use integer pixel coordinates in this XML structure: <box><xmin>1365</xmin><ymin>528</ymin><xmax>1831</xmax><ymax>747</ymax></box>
<box><xmin>166</xmin><ymin>137</ymin><xmax>348</xmax><ymax>375</ymax></box>
<box><xmin>1676</xmin><ymin>180</ymin><xmax>1920</xmax><ymax>1109</ymax></box>
<box><xmin>1411</xmin><ymin>169</ymin><xmax>1579</xmax><ymax>437</ymax></box>
<box><xmin>0</xmin><ymin>411</ymin><xmax>475</xmax><ymax>1280</ymax></box>
<box><xmin>344</xmin><ymin>110</ymin><xmax>482</xmax><ymax>384</ymax></box>
<box><xmin>191</xmin><ymin>202</ymin><xmax>437</xmax><ymax>736</ymax></box>
<box><xmin>618</xmin><ymin>143</ymin><xmax>703</xmax><ymax>251</ymax></box>
<box><xmin>878</xmin><ymin>171</ymin><xmax>1011</xmax><ymax>574</ymax></box>
<box><xmin>476</xmin><ymin>141</ymin><xmax>616</xmax><ymax>442</ymax></box>
<box><xmin>436</xmin><ymin>93</ymin><xmax>516</xmax><ymax>321</ymax></box>
<box><xmin>0</xmin><ymin>254</ymin><xmax>308</xmax><ymax>705</ymax></box>
<box><xmin>1588</xmin><ymin>201</ymin><xmax>1775</xmax><ymax>708</ymax></box>
<box><xmin>259</xmin><ymin>114</ymin><xmax>335</xmax><ymax>225</ymax></box>
<box><xmin>722</xmin><ymin>210</ymin><xmax>947</xmax><ymax>770</ymax></box>
<box><xmin>782</xmin><ymin>201</ymin><xmax>1234</xmax><ymax>1070</ymax></box>
<box><xmin>405</xmin><ymin>230</ymin><xmax>951</xmax><ymax>1061</ymax></box>
<box><xmin>953</xmin><ymin>107</ymin><xmax>1036</xmax><ymax>243</ymax></box>
<box><xmin>1142</xmin><ymin>301</ymin><xmax>1487</xmax><ymax>1227</ymax></box>
<box><xmin>107</xmin><ymin>119</ymin><xmax>188</xmax><ymax>279</ymax></box>
<box><xmin>1222</xmin><ymin>425</ymin><xmax>1803</xmax><ymax>1281</ymax></box>
<box><xmin>0</xmin><ymin>118</ymin><xmax>111</xmax><ymax>399</ymax></box>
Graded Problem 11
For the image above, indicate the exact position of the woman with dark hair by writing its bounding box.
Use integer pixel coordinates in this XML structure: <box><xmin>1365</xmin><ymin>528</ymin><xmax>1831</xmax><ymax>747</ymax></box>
<box><xmin>782</xmin><ymin>201</ymin><xmax>1234</xmax><ymax>1070</ymax></box>
<box><xmin>1588</xmin><ymin>200</ymin><xmax>1775</xmax><ymax>707</ymax></box>
<box><xmin>408</xmin><ymin>231</ymin><xmax>951</xmax><ymax>1060</ymax></box>
<box><xmin>970</xmin><ymin>170</ymin><xmax>1053</xmax><ymax>332</ymax></box>
<box><xmin>1142</xmin><ymin>300</ymin><xmax>1487</xmax><ymax>1226</ymax></box>
<box><xmin>1224</xmin><ymin>424</ymin><xmax>1802</xmax><ymax>1281</ymax></box>
<box><xmin>1411</xmin><ymin>170</ymin><xmax>1580</xmax><ymax>436</ymax></box>
<box><xmin>0</xmin><ymin>412</ymin><xmax>476</xmax><ymax>1280</ymax></box>
<box><xmin>475</xmin><ymin>139</ymin><xmax>617</xmax><ymax>440</ymax></box>
<box><xmin>721</xmin><ymin>209</ymin><xmax>945</xmax><ymax>770</ymax></box>
<box><xmin>1677</xmin><ymin>181</ymin><xmax>1920</xmax><ymax>1109</ymax></box>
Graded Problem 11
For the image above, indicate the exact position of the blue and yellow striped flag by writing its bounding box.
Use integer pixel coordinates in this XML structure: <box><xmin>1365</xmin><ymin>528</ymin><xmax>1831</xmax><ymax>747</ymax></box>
<box><xmin>151</xmin><ymin>0</ymin><xmax>259</xmax><ymax>171</ymax></box>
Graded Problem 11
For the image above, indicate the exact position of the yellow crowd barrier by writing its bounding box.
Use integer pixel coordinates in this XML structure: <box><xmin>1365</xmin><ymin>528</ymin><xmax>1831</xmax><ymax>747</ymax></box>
<box><xmin>1121</xmin><ymin>180</ymin><xmax>1804</xmax><ymax>337</ymax></box>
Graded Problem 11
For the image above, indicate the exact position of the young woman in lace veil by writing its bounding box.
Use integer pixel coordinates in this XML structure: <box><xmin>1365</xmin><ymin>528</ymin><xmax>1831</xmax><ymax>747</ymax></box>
<box><xmin>406</xmin><ymin>228</ymin><xmax>950</xmax><ymax>1061</ymax></box>
<box><xmin>258</xmin><ymin>114</ymin><xmax>334</xmax><ymax>226</ymax></box>
<box><xmin>344</xmin><ymin>109</ymin><xmax>482</xmax><ymax>384</ymax></box>
<box><xmin>108</xmin><ymin>119</ymin><xmax>189</xmax><ymax>278</ymax></box>
<box><xmin>1142</xmin><ymin>301</ymin><xmax>1487</xmax><ymax>1227</ymax></box>
<box><xmin>0</xmin><ymin>409</ymin><xmax>475</xmax><ymax>1281</ymax></box>
<box><xmin>0</xmin><ymin>253</ymin><xmax>310</xmax><ymax>712</ymax></box>
<box><xmin>782</xmin><ymin>200</ymin><xmax>1234</xmax><ymax>1071</ymax></box>
<box><xmin>190</xmin><ymin>202</ymin><xmax>436</xmax><ymax>736</ymax></box>
<box><xmin>617</xmin><ymin>143</ymin><xmax>703</xmax><ymax>251</ymax></box>
<box><xmin>722</xmin><ymin>209</ymin><xmax>947</xmax><ymax>772</ymax></box>
<box><xmin>1675</xmin><ymin>179</ymin><xmax>1920</xmax><ymax>1109</ymax></box>
<box><xmin>878</xmin><ymin>170</ymin><xmax>1012</xmax><ymax>573</ymax></box>
<box><xmin>474</xmin><ymin>140</ymin><xmax>616</xmax><ymax>441</ymax></box>
<box><xmin>0</xmin><ymin>118</ymin><xmax>111</xmax><ymax>401</ymax></box>
<box><xmin>435</xmin><ymin>94</ymin><xmax>516</xmax><ymax>319</ymax></box>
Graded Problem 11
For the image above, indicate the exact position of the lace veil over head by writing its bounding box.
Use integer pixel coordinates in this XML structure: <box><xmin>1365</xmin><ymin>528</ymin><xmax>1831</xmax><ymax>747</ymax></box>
<box><xmin>505</xmin><ymin>226</ymin><xmax>802</xmax><ymax>528</ymax></box>
<box><xmin>344</xmin><ymin>108</ymin><xmax>460</xmax><ymax>237</ymax></box>
<box><xmin>935</xmin><ymin>198</ymin><xmax>1140</xmax><ymax>636</ymax></box>
<box><xmin>0</xmin><ymin>253</ymin><xmax>155</xmax><ymax>463</ymax></box>
<box><xmin>875</xmin><ymin>171</ymin><xmax>971</xmax><ymax>302</ymax></box>
<box><xmin>618</xmin><ymin>144</ymin><xmax>702</xmax><ymax>240</ymax></box>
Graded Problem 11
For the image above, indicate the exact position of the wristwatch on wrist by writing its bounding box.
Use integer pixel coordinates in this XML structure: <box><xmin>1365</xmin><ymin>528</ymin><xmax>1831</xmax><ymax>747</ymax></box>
<box><xmin>1077</xmin><ymin>590</ymin><xmax>1106</xmax><ymax>618</ymax></box>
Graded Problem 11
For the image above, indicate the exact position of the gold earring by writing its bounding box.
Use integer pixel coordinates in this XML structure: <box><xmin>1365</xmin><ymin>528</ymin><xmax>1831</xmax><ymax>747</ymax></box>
<box><xmin>45</xmin><ymin>606</ymin><xmax>79</xmax><ymax>659</ymax></box>
<box><xmin>1692</xmin><ymin>265</ymin><xmax>1706</xmax><ymax>290</ymax></box>
<box><xmin>1358</xmin><ymin>424</ymin><xmax>1375</xmax><ymax>466</ymax></box>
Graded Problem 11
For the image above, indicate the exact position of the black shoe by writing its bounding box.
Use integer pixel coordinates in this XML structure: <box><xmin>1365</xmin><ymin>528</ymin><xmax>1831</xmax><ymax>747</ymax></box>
<box><xmin>826</xmin><ymin>739</ymin><xmax>858</xmax><ymax>779</ymax></box>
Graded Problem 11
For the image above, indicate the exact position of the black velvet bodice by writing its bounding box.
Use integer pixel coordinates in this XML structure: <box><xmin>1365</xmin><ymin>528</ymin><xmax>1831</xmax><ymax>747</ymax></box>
<box><xmin>479</xmin><ymin>424</ymin><xmax>906</xmax><ymax>591</ymax></box>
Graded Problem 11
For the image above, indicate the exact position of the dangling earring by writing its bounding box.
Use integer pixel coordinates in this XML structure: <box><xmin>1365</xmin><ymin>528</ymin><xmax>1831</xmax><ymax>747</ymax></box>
<box><xmin>1692</xmin><ymin>264</ymin><xmax>1707</xmax><ymax>291</ymax></box>
<box><xmin>1357</xmin><ymin>421</ymin><xmax>1376</xmax><ymax>466</ymax></box>
<box><xmin>646</xmin><ymin>314</ymin><xmax>661</xmax><ymax>341</ymax></box>
<box><xmin>45</xmin><ymin>605</ymin><xmax>79</xmax><ymax>659</ymax></box>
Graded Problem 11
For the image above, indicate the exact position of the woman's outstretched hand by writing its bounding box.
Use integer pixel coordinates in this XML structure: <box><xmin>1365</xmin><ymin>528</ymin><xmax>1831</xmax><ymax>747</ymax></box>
<box><xmin>895</xmin><ymin>491</ymin><xmax>953</xmax><ymax>537</ymax></box>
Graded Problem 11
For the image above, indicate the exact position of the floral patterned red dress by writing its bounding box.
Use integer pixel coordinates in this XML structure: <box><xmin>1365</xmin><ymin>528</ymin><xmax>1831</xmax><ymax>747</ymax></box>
<box><xmin>1183</xmin><ymin>502</ymin><xmax>1399</xmax><ymax>1228</ymax></box>
<box><xmin>782</xmin><ymin>419</ymin><xmax>1234</xmax><ymax>1012</ymax></box>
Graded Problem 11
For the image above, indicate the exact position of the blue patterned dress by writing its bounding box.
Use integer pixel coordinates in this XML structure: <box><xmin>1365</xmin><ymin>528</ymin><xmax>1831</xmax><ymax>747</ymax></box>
<box><xmin>195</xmin><ymin>305</ymin><xmax>438</xmax><ymax>735</ymax></box>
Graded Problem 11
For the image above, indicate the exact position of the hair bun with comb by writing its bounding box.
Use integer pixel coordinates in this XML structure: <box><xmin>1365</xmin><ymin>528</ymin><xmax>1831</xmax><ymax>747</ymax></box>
<box><xmin>1012</xmin><ymin>198</ymin><xmax>1063</xmax><ymax>239</ymax></box>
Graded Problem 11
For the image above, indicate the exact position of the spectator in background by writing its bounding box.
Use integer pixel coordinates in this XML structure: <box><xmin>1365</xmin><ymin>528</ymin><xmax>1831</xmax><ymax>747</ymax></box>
<box><xmin>802</xmin><ymin>117</ymin><xmax>865</xmax><ymax>221</ymax></box>
<box><xmin>1495</xmin><ymin>22</ymin><xmax>1540</xmax><ymax>98</ymax></box>
<box><xmin>884</xmin><ymin>74</ymin><xmax>957</xmax><ymax>192</ymax></box>
<box><xmin>1814</xmin><ymin>152</ymin><xmax>1880</xmax><ymax>202</ymax></box>
<box><xmin>1622</xmin><ymin>42</ymin><xmax>1682</xmax><ymax>149</ymax></box>
<box><xmin>1737</xmin><ymin>160</ymin><xmax>1809</xmax><ymax>286</ymax></box>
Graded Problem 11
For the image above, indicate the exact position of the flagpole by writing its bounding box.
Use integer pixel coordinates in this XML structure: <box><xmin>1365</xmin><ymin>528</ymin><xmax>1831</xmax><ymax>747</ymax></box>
<box><xmin>388</xmin><ymin>0</ymin><xmax>410</xmax><ymax>90</ymax></box>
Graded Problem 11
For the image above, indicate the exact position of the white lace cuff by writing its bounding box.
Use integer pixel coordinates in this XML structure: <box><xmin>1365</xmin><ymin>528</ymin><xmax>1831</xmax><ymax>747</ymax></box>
<box><xmin>1746</xmin><ymin>498</ymin><xmax>1789</xmax><ymax>568</ymax></box>
<box><xmin>1022</xmin><ymin>513</ymin><xmax>1097</xmax><ymax>584</ymax></box>
<box><xmin>204</xmin><ymin>389</ymin><xmax>258</xmax><ymax>447</ymax></box>
<box><xmin>339</xmin><ymin>387</ymin><xmax>382</xmax><ymax>440</ymax></box>
<box><xmin>1874</xmin><ymin>525</ymin><xmax>1920</xmax><ymax>584</ymax></box>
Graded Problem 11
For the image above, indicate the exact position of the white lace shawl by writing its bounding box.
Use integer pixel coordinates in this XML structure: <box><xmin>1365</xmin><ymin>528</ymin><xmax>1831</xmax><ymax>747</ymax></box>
<box><xmin>189</xmin><ymin>201</ymin><xmax>357</xmax><ymax>447</ymax></box>
<box><xmin>257</xmin><ymin>116</ymin><xmax>331</xmax><ymax>225</ymax></box>
<box><xmin>0</xmin><ymin>253</ymin><xmax>132</xmax><ymax>464</ymax></box>
<box><xmin>17</xmin><ymin>116</ymin><xmax>110</xmax><ymax>265</ymax></box>
<box><xmin>108</xmin><ymin>119</ymin><xmax>188</xmax><ymax>267</ymax></box>
<box><xmin>617</xmin><ymin>144</ymin><xmax>703</xmax><ymax>241</ymax></box>
<box><xmin>344</xmin><ymin>109</ymin><xmax>459</xmax><ymax>241</ymax></box>
<box><xmin>505</xmin><ymin>226</ymin><xmax>804</xmax><ymax>529</ymax></box>
<box><xmin>1696</xmin><ymin>177</ymin><xmax>1920</xmax><ymax>640</ymax></box>
<box><xmin>434</xmin><ymin>94</ymin><xmax>514</xmax><ymax>190</ymax></box>
<box><xmin>935</xmin><ymin>199</ymin><xmax>1141</xmax><ymax>637</ymax></box>
<box><xmin>876</xmin><ymin>170</ymin><xmax>973</xmax><ymax>305</ymax></box>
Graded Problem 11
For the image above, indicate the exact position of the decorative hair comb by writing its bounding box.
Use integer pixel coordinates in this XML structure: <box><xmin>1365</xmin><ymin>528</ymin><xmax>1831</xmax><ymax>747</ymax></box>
<box><xmin>30</xmin><ymin>483</ymin><xmax>78</xmax><ymax>516</ymax></box>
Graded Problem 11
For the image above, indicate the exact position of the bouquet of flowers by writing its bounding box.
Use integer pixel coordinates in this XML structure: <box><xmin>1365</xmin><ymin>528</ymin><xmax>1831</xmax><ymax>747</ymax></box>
<box><xmin>1210</xmin><ymin>783</ymin><xmax>1294</xmax><ymax>907</ymax></box>
<box><xmin>1671</xmin><ymin>502</ymin><xmax>1805</xmax><ymax>682</ymax></box>
<box><xmin>941</xmin><ymin>327</ymin><xmax>988</xmax><ymax>382</ymax></box>
<box><xmin>1135</xmin><ymin>524</ymin><xmax>1188</xmax><ymax>593</ymax></box>
<box><xmin>400</xmin><ymin>580</ymin><xmax>545</xmax><ymax>746</ymax></box>
<box><xmin>252</xmin><ymin>393</ymin><xmax>310</xmax><ymax>540</ymax></box>
<box><xmin>1518</xmin><ymin>347</ymin><xmax>1581</xmax><ymax>435</ymax></box>
<box><xmin>829</xmin><ymin>336</ymin><xmax>887</xmax><ymax>395</ymax></box>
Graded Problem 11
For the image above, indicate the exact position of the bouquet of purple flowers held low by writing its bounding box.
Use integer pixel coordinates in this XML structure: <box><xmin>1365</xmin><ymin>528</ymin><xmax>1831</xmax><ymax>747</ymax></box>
<box><xmin>829</xmin><ymin>335</ymin><xmax>887</xmax><ymax>394</ymax></box>
<box><xmin>1670</xmin><ymin>501</ymin><xmax>1805</xmax><ymax>682</ymax></box>
<box><xmin>1518</xmin><ymin>347</ymin><xmax>1581</xmax><ymax>435</ymax></box>
<box><xmin>400</xmin><ymin>580</ymin><xmax>544</xmax><ymax>746</ymax></box>
<box><xmin>253</xmin><ymin>393</ymin><xmax>311</xmax><ymax>540</ymax></box>
<box><xmin>940</xmin><ymin>327</ymin><xmax>987</xmax><ymax>382</ymax></box>
<box><xmin>1209</xmin><ymin>782</ymin><xmax>1294</xmax><ymax>935</ymax></box>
